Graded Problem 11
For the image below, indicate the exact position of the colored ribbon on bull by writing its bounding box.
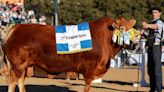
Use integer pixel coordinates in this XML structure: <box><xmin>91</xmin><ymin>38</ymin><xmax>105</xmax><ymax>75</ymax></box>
<box><xmin>129</xmin><ymin>28</ymin><xmax>140</xmax><ymax>43</ymax></box>
<box><xmin>112</xmin><ymin>29</ymin><xmax>120</xmax><ymax>43</ymax></box>
<box><xmin>112</xmin><ymin>28</ymin><xmax>139</xmax><ymax>45</ymax></box>
<box><xmin>55</xmin><ymin>22</ymin><xmax>92</xmax><ymax>54</ymax></box>
<box><xmin>123</xmin><ymin>31</ymin><xmax>130</xmax><ymax>45</ymax></box>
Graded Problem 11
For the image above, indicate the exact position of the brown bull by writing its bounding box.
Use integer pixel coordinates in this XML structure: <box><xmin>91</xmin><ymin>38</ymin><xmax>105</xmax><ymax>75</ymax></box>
<box><xmin>3</xmin><ymin>17</ymin><xmax>136</xmax><ymax>92</ymax></box>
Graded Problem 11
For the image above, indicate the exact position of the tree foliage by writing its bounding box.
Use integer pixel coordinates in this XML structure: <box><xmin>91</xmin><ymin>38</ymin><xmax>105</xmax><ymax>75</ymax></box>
<box><xmin>24</xmin><ymin>0</ymin><xmax>164</xmax><ymax>27</ymax></box>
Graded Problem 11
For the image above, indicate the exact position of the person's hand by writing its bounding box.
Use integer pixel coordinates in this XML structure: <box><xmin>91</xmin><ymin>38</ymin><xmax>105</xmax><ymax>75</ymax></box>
<box><xmin>142</xmin><ymin>22</ymin><xmax>149</xmax><ymax>29</ymax></box>
<box><xmin>140</xmin><ymin>29</ymin><xmax>145</xmax><ymax>35</ymax></box>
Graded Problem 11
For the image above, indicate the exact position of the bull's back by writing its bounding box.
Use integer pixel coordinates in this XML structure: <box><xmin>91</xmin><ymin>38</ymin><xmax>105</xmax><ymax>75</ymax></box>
<box><xmin>5</xmin><ymin>24</ymin><xmax>56</xmax><ymax>52</ymax></box>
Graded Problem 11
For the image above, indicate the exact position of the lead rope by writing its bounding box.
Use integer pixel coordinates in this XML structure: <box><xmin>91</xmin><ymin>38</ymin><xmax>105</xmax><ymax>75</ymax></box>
<box><xmin>137</xmin><ymin>42</ymin><xmax>141</xmax><ymax>91</ymax></box>
<box><xmin>137</xmin><ymin>38</ymin><xmax>142</xmax><ymax>91</ymax></box>
<box><xmin>161</xmin><ymin>24</ymin><xmax>163</xmax><ymax>43</ymax></box>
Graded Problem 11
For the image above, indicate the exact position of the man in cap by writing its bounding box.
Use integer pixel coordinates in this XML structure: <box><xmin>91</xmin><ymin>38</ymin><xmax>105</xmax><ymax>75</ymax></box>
<box><xmin>141</xmin><ymin>7</ymin><xmax>163</xmax><ymax>92</ymax></box>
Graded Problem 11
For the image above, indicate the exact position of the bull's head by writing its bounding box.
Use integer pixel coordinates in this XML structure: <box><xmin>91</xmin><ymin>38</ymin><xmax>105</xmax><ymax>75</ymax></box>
<box><xmin>112</xmin><ymin>18</ymin><xmax>140</xmax><ymax>46</ymax></box>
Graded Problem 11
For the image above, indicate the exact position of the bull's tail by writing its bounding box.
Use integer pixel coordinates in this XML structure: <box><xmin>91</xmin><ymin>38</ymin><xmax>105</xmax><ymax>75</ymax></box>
<box><xmin>0</xmin><ymin>24</ymin><xmax>14</xmax><ymax>84</ymax></box>
<box><xmin>0</xmin><ymin>45</ymin><xmax>10</xmax><ymax>84</ymax></box>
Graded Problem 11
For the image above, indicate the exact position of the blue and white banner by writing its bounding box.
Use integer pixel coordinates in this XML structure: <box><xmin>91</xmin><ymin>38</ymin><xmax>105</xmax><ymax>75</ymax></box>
<box><xmin>55</xmin><ymin>22</ymin><xmax>92</xmax><ymax>54</ymax></box>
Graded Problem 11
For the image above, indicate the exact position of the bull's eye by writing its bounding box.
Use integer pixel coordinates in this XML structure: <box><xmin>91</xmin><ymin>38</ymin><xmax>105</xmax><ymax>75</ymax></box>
<box><xmin>119</xmin><ymin>26</ymin><xmax>126</xmax><ymax>31</ymax></box>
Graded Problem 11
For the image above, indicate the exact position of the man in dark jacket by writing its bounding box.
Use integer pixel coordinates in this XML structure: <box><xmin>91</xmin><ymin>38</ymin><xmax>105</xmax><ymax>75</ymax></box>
<box><xmin>141</xmin><ymin>7</ymin><xmax>163</xmax><ymax>92</ymax></box>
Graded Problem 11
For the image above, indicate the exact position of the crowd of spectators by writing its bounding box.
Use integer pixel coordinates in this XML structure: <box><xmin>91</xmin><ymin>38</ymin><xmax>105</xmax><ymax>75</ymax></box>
<box><xmin>0</xmin><ymin>2</ymin><xmax>46</xmax><ymax>29</ymax></box>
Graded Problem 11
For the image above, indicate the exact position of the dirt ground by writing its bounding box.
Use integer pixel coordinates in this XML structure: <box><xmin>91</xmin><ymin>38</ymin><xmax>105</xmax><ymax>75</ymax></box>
<box><xmin>0</xmin><ymin>66</ymin><xmax>164</xmax><ymax>92</ymax></box>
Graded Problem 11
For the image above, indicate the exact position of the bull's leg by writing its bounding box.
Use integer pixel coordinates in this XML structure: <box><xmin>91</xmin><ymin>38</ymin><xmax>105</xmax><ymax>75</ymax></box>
<box><xmin>8</xmin><ymin>65</ymin><xmax>26</xmax><ymax>92</ymax></box>
<box><xmin>8</xmin><ymin>69</ymin><xmax>18</xmax><ymax>92</ymax></box>
<box><xmin>76</xmin><ymin>73</ymin><xmax>79</xmax><ymax>80</ymax></box>
<box><xmin>84</xmin><ymin>78</ymin><xmax>93</xmax><ymax>92</ymax></box>
<box><xmin>66</xmin><ymin>72</ymin><xmax>70</xmax><ymax>80</ymax></box>
<box><xmin>18</xmin><ymin>71</ymin><xmax>26</xmax><ymax>92</ymax></box>
<box><xmin>1</xmin><ymin>63</ymin><xmax>8</xmax><ymax>84</ymax></box>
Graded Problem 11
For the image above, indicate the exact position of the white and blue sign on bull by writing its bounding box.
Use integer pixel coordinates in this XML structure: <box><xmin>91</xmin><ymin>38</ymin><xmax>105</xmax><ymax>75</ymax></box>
<box><xmin>55</xmin><ymin>22</ymin><xmax>92</xmax><ymax>54</ymax></box>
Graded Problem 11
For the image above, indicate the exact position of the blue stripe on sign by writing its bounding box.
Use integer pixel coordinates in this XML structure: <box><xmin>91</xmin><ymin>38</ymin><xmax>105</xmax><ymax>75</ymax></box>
<box><xmin>56</xmin><ymin>44</ymin><xmax>69</xmax><ymax>51</ymax></box>
<box><xmin>78</xmin><ymin>22</ymin><xmax>89</xmax><ymax>31</ymax></box>
<box><xmin>80</xmin><ymin>40</ymin><xmax>92</xmax><ymax>48</ymax></box>
<box><xmin>55</xmin><ymin>26</ymin><xmax>66</xmax><ymax>33</ymax></box>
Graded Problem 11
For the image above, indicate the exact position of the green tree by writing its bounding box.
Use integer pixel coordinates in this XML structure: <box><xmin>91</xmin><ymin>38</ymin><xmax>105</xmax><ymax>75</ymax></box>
<box><xmin>24</xmin><ymin>0</ymin><xmax>164</xmax><ymax>27</ymax></box>
<box><xmin>58</xmin><ymin>0</ymin><xmax>102</xmax><ymax>25</ymax></box>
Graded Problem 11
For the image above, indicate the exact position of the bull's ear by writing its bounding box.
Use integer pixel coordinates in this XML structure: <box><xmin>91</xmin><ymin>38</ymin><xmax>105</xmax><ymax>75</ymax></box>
<box><xmin>112</xmin><ymin>22</ymin><xmax>119</xmax><ymax>29</ymax></box>
<box><xmin>116</xmin><ymin>17</ymin><xmax>125</xmax><ymax>24</ymax></box>
<box><xmin>127</xmin><ymin>19</ymin><xmax>136</xmax><ymax>29</ymax></box>
<box><xmin>113</xmin><ymin>17</ymin><xmax>126</xmax><ymax>29</ymax></box>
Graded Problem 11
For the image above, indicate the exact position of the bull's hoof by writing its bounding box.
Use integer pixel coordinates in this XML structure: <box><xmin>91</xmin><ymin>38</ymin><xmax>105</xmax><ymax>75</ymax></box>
<box><xmin>66</xmin><ymin>78</ymin><xmax>70</xmax><ymax>80</ymax></box>
<box><xmin>47</xmin><ymin>74</ymin><xmax>56</xmax><ymax>79</ymax></box>
<box><xmin>92</xmin><ymin>78</ymin><xmax>102</xmax><ymax>83</ymax></box>
<box><xmin>66</xmin><ymin>72</ymin><xmax>79</xmax><ymax>80</ymax></box>
<box><xmin>2</xmin><ymin>77</ymin><xmax>7</xmax><ymax>84</ymax></box>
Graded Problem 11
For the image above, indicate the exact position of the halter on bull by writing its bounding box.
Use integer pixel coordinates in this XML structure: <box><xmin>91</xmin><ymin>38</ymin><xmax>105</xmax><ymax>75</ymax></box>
<box><xmin>0</xmin><ymin>17</ymin><xmax>139</xmax><ymax>92</ymax></box>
